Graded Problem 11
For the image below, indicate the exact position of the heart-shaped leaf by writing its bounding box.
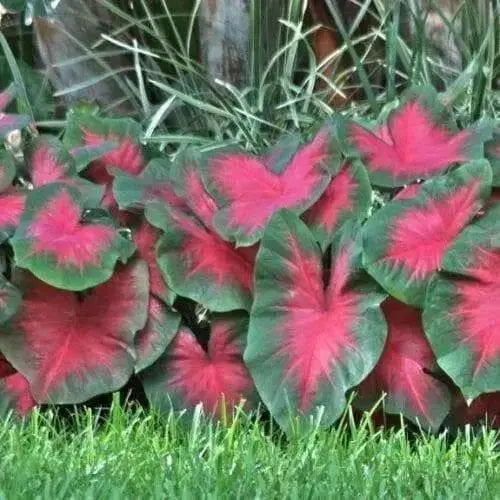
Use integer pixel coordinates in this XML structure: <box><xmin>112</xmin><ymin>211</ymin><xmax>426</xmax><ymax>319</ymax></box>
<box><xmin>302</xmin><ymin>161</ymin><xmax>371</xmax><ymax>251</ymax></box>
<box><xmin>357</xmin><ymin>298</ymin><xmax>451</xmax><ymax>431</ymax></box>
<box><xmin>245</xmin><ymin>212</ymin><xmax>386</xmax><ymax>432</ymax></box>
<box><xmin>202</xmin><ymin>127</ymin><xmax>339</xmax><ymax>245</ymax></box>
<box><xmin>64</xmin><ymin>112</ymin><xmax>145</xmax><ymax>218</ymax></box>
<box><xmin>348</xmin><ymin>86</ymin><xmax>492</xmax><ymax>187</ymax></box>
<box><xmin>424</xmin><ymin>203</ymin><xmax>500</xmax><ymax>400</ymax></box>
<box><xmin>25</xmin><ymin>135</ymin><xmax>74</xmax><ymax>186</ymax></box>
<box><xmin>362</xmin><ymin>161</ymin><xmax>491</xmax><ymax>307</ymax></box>
<box><xmin>141</xmin><ymin>313</ymin><xmax>256</xmax><ymax>418</ymax></box>
<box><xmin>24</xmin><ymin>136</ymin><xmax>104</xmax><ymax>206</ymax></box>
<box><xmin>11</xmin><ymin>183</ymin><xmax>135</xmax><ymax>291</ymax></box>
<box><xmin>0</xmin><ymin>260</ymin><xmax>149</xmax><ymax>404</ymax></box>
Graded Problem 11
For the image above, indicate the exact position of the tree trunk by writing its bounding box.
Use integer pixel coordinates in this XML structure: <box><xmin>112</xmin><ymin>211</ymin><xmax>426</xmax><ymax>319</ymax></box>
<box><xmin>33</xmin><ymin>0</ymin><xmax>134</xmax><ymax>115</ymax></box>
<box><xmin>199</xmin><ymin>0</ymin><xmax>251</xmax><ymax>87</ymax></box>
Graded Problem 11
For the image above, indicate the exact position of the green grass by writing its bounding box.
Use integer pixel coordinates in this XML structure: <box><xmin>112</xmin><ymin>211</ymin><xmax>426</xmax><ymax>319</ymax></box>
<box><xmin>0</xmin><ymin>403</ymin><xmax>499</xmax><ymax>499</ymax></box>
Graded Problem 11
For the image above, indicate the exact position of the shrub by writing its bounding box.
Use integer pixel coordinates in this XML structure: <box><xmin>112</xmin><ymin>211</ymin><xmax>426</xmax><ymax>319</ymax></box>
<box><xmin>0</xmin><ymin>83</ymin><xmax>498</xmax><ymax>433</ymax></box>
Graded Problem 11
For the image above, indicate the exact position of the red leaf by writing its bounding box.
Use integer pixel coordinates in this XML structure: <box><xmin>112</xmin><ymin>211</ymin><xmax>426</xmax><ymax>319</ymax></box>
<box><xmin>357</xmin><ymin>299</ymin><xmax>450</xmax><ymax>430</ymax></box>
<box><xmin>287</xmin><ymin>244</ymin><xmax>353</xmax><ymax>410</ymax></box>
<box><xmin>349</xmin><ymin>91</ymin><xmax>484</xmax><ymax>186</ymax></box>
<box><xmin>83</xmin><ymin>129</ymin><xmax>144</xmax><ymax>176</ymax></box>
<box><xmin>27</xmin><ymin>189</ymin><xmax>116</xmax><ymax>269</ymax></box>
<box><xmin>424</xmin><ymin>204</ymin><xmax>500</xmax><ymax>400</ymax></box>
<box><xmin>0</xmin><ymin>261</ymin><xmax>149</xmax><ymax>403</ymax></box>
<box><xmin>204</xmin><ymin>129</ymin><xmax>334</xmax><ymax>244</ymax></box>
<box><xmin>141</xmin><ymin>315</ymin><xmax>255</xmax><ymax>417</ymax></box>
<box><xmin>176</xmin><ymin>211</ymin><xmax>255</xmax><ymax>292</ymax></box>
<box><xmin>246</xmin><ymin>213</ymin><xmax>386</xmax><ymax>431</ymax></box>
<box><xmin>387</xmin><ymin>182</ymin><xmax>481</xmax><ymax>281</ymax></box>
<box><xmin>29</xmin><ymin>141</ymin><xmax>68</xmax><ymax>187</ymax></box>
<box><xmin>363</xmin><ymin>162</ymin><xmax>491</xmax><ymax>306</ymax></box>
<box><xmin>302</xmin><ymin>161</ymin><xmax>371</xmax><ymax>250</ymax></box>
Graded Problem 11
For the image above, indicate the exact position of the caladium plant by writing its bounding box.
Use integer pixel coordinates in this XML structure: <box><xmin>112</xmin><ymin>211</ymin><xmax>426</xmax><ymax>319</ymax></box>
<box><xmin>0</xmin><ymin>85</ymin><xmax>497</xmax><ymax>433</ymax></box>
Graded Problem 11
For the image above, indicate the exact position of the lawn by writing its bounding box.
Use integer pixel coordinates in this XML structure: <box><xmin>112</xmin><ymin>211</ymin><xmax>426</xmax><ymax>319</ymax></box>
<box><xmin>0</xmin><ymin>403</ymin><xmax>499</xmax><ymax>499</ymax></box>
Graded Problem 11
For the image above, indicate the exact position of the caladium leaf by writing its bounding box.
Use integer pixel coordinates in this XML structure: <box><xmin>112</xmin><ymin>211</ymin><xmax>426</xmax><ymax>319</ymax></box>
<box><xmin>202</xmin><ymin>127</ymin><xmax>339</xmax><ymax>245</ymax></box>
<box><xmin>141</xmin><ymin>313</ymin><xmax>256</xmax><ymax>417</ymax></box>
<box><xmin>357</xmin><ymin>298</ymin><xmax>451</xmax><ymax>431</ymax></box>
<box><xmin>0</xmin><ymin>275</ymin><xmax>21</xmax><ymax>325</ymax></box>
<box><xmin>64</xmin><ymin>112</ymin><xmax>144</xmax><ymax>174</ymax></box>
<box><xmin>348</xmin><ymin>86</ymin><xmax>492</xmax><ymax>187</ymax></box>
<box><xmin>0</xmin><ymin>190</ymin><xmax>26</xmax><ymax>244</ymax></box>
<box><xmin>133</xmin><ymin>219</ymin><xmax>175</xmax><ymax>305</ymax></box>
<box><xmin>145</xmin><ymin>157</ymin><xmax>256</xmax><ymax>312</ymax></box>
<box><xmin>24</xmin><ymin>136</ymin><xmax>104</xmax><ymax>206</ymax></box>
<box><xmin>134</xmin><ymin>296</ymin><xmax>182</xmax><ymax>373</ymax></box>
<box><xmin>0</xmin><ymin>373</ymin><xmax>36</xmax><ymax>418</ymax></box>
<box><xmin>64</xmin><ymin>113</ymin><xmax>145</xmax><ymax>218</ymax></box>
<box><xmin>302</xmin><ymin>161</ymin><xmax>371</xmax><ymax>251</ymax></box>
<box><xmin>147</xmin><ymin>203</ymin><xmax>256</xmax><ymax>313</ymax></box>
<box><xmin>486</xmin><ymin>130</ymin><xmax>500</xmax><ymax>187</ymax></box>
<box><xmin>245</xmin><ymin>212</ymin><xmax>387</xmax><ymax>432</ymax></box>
<box><xmin>0</xmin><ymin>150</ymin><xmax>16</xmax><ymax>192</ymax></box>
<box><xmin>113</xmin><ymin>158</ymin><xmax>186</xmax><ymax>212</ymax></box>
<box><xmin>24</xmin><ymin>135</ymin><xmax>75</xmax><ymax>186</ymax></box>
<box><xmin>11</xmin><ymin>183</ymin><xmax>135</xmax><ymax>291</ymax></box>
<box><xmin>0</xmin><ymin>260</ymin><xmax>149</xmax><ymax>404</ymax></box>
<box><xmin>423</xmin><ymin>203</ymin><xmax>500</xmax><ymax>400</ymax></box>
<box><xmin>362</xmin><ymin>161</ymin><xmax>491</xmax><ymax>307</ymax></box>
<box><xmin>0</xmin><ymin>84</ymin><xmax>31</xmax><ymax>138</ymax></box>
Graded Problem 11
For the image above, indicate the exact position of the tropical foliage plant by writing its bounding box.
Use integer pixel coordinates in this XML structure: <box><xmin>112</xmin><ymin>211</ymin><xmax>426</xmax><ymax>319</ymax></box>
<box><xmin>0</xmin><ymin>81</ymin><xmax>499</xmax><ymax>433</ymax></box>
